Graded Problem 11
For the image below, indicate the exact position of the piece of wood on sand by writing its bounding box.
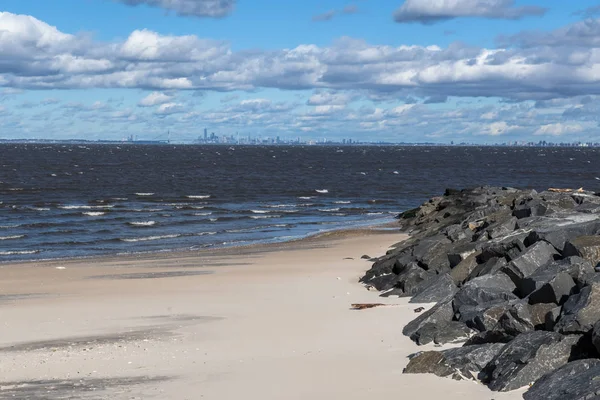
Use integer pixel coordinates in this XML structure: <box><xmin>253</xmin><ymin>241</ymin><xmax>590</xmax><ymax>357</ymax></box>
<box><xmin>351</xmin><ymin>303</ymin><xmax>393</xmax><ymax>310</ymax></box>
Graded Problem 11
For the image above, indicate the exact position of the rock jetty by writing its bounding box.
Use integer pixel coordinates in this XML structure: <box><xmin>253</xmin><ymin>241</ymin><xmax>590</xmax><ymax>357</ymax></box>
<box><xmin>361</xmin><ymin>186</ymin><xmax>600</xmax><ymax>398</ymax></box>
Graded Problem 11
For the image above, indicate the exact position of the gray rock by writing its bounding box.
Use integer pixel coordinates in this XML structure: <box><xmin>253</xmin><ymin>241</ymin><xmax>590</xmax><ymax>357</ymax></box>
<box><xmin>563</xmin><ymin>236</ymin><xmax>600</xmax><ymax>267</ymax></box>
<box><xmin>592</xmin><ymin>320</ymin><xmax>600</xmax><ymax>354</ymax></box>
<box><xmin>523</xmin><ymin>359</ymin><xmax>600</xmax><ymax>400</ymax></box>
<box><xmin>402</xmin><ymin>300</ymin><xmax>454</xmax><ymax>338</ymax></box>
<box><xmin>449</xmin><ymin>251</ymin><xmax>480</xmax><ymax>284</ymax></box>
<box><xmin>477</xmin><ymin>229</ymin><xmax>530</xmax><ymax>262</ymax></box>
<box><xmin>464</xmin><ymin>331</ymin><xmax>514</xmax><ymax>346</ymax></box>
<box><xmin>448</xmin><ymin>243</ymin><xmax>479</xmax><ymax>268</ymax></box>
<box><xmin>409</xmin><ymin>274</ymin><xmax>458</xmax><ymax>304</ymax></box>
<box><xmin>527</xmin><ymin>272</ymin><xmax>576</xmax><ymax>305</ymax></box>
<box><xmin>404</xmin><ymin>343</ymin><xmax>505</xmax><ymax>381</ymax></box>
<box><xmin>555</xmin><ymin>281</ymin><xmax>600</xmax><ymax>334</ymax></box>
<box><xmin>529</xmin><ymin>303</ymin><xmax>556</xmax><ymax>329</ymax></box>
<box><xmin>410</xmin><ymin>321</ymin><xmax>475</xmax><ymax>345</ymax></box>
<box><xmin>481</xmin><ymin>331</ymin><xmax>580</xmax><ymax>392</ymax></box>
<box><xmin>502</xmin><ymin>241</ymin><xmax>559</xmax><ymax>285</ymax></box>
<box><xmin>412</xmin><ymin>235</ymin><xmax>453</xmax><ymax>272</ymax></box>
<box><xmin>486</xmin><ymin>216</ymin><xmax>518</xmax><ymax>239</ymax></box>
<box><xmin>453</xmin><ymin>273</ymin><xmax>518</xmax><ymax>312</ymax></box>
<box><xmin>468</xmin><ymin>257</ymin><xmax>508</xmax><ymax>280</ymax></box>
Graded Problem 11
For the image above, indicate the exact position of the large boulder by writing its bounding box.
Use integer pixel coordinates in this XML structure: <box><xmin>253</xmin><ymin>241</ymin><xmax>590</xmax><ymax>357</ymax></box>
<box><xmin>410</xmin><ymin>320</ymin><xmax>475</xmax><ymax>345</ymax></box>
<box><xmin>502</xmin><ymin>241</ymin><xmax>559</xmax><ymax>285</ymax></box>
<box><xmin>404</xmin><ymin>343</ymin><xmax>505</xmax><ymax>381</ymax></box>
<box><xmin>402</xmin><ymin>300</ymin><xmax>454</xmax><ymax>338</ymax></box>
<box><xmin>563</xmin><ymin>235</ymin><xmax>600</xmax><ymax>267</ymax></box>
<box><xmin>453</xmin><ymin>273</ymin><xmax>518</xmax><ymax>313</ymax></box>
<box><xmin>554</xmin><ymin>281</ymin><xmax>600</xmax><ymax>334</ymax></box>
<box><xmin>480</xmin><ymin>331</ymin><xmax>580</xmax><ymax>392</ymax></box>
<box><xmin>523</xmin><ymin>359</ymin><xmax>600</xmax><ymax>400</ymax></box>
<box><xmin>409</xmin><ymin>273</ymin><xmax>458</xmax><ymax>304</ymax></box>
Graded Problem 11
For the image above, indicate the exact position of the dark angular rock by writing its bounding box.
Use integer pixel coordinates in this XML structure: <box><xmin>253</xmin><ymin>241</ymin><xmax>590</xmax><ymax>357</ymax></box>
<box><xmin>449</xmin><ymin>251</ymin><xmax>480</xmax><ymax>284</ymax></box>
<box><xmin>453</xmin><ymin>273</ymin><xmax>517</xmax><ymax>312</ymax></box>
<box><xmin>563</xmin><ymin>236</ymin><xmax>600</xmax><ymax>267</ymax></box>
<box><xmin>403</xmin><ymin>300</ymin><xmax>454</xmax><ymax>338</ymax></box>
<box><xmin>592</xmin><ymin>321</ymin><xmax>600</xmax><ymax>354</ymax></box>
<box><xmin>444</xmin><ymin>223</ymin><xmax>470</xmax><ymax>242</ymax></box>
<box><xmin>555</xmin><ymin>281</ymin><xmax>600</xmax><ymax>334</ymax></box>
<box><xmin>467</xmin><ymin>257</ymin><xmax>508</xmax><ymax>281</ymax></box>
<box><xmin>464</xmin><ymin>330</ymin><xmax>514</xmax><ymax>346</ymax></box>
<box><xmin>480</xmin><ymin>331</ymin><xmax>580</xmax><ymax>392</ymax></box>
<box><xmin>529</xmin><ymin>303</ymin><xmax>556</xmax><ymax>329</ymax></box>
<box><xmin>447</xmin><ymin>243</ymin><xmax>479</xmax><ymax>268</ymax></box>
<box><xmin>502</xmin><ymin>241</ymin><xmax>559</xmax><ymax>285</ymax></box>
<box><xmin>477</xmin><ymin>229</ymin><xmax>530</xmax><ymax>262</ymax></box>
<box><xmin>411</xmin><ymin>235</ymin><xmax>453</xmax><ymax>272</ymax></box>
<box><xmin>410</xmin><ymin>320</ymin><xmax>475</xmax><ymax>345</ymax></box>
<box><xmin>409</xmin><ymin>274</ymin><xmax>458</xmax><ymax>304</ymax></box>
<box><xmin>404</xmin><ymin>343</ymin><xmax>505</xmax><ymax>381</ymax></box>
<box><xmin>523</xmin><ymin>359</ymin><xmax>600</xmax><ymax>400</ymax></box>
<box><xmin>486</xmin><ymin>216</ymin><xmax>518</xmax><ymax>239</ymax></box>
<box><xmin>527</xmin><ymin>272</ymin><xmax>576</xmax><ymax>305</ymax></box>
<box><xmin>545</xmin><ymin>306</ymin><xmax>561</xmax><ymax>330</ymax></box>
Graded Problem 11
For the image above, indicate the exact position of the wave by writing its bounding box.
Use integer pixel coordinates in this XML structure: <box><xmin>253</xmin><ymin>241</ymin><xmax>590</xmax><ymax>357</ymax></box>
<box><xmin>193</xmin><ymin>212</ymin><xmax>212</xmax><ymax>216</ymax></box>
<box><xmin>318</xmin><ymin>208</ymin><xmax>340</xmax><ymax>212</ymax></box>
<box><xmin>60</xmin><ymin>205</ymin><xmax>114</xmax><ymax>210</ymax></box>
<box><xmin>0</xmin><ymin>224</ymin><xmax>20</xmax><ymax>229</ymax></box>
<box><xmin>82</xmin><ymin>212</ymin><xmax>106</xmax><ymax>216</ymax></box>
<box><xmin>298</xmin><ymin>196</ymin><xmax>314</xmax><ymax>200</ymax></box>
<box><xmin>135</xmin><ymin>193</ymin><xmax>154</xmax><ymax>196</ymax></box>
<box><xmin>186</xmin><ymin>195</ymin><xmax>211</xmax><ymax>199</ymax></box>
<box><xmin>121</xmin><ymin>234</ymin><xmax>181</xmax><ymax>243</ymax></box>
<box><xmin>250</xmin><ymin>215</ymin><xmax>281</xmax><ymax>219</ymax></box>
<box><xmin>127</xmin><ymin>221</ymin><xmax>156</xmax><ymax>227</ymax></box>
<box><xmin>0</xmin><ymin>250</ymin><xmax>40</xmax><ymax>255</ymax></box>
<box><xmin>264</xmin><ymin>204</ymin><xmax>297</xmax><ymax>208</ymax></box>
<box><xmin>250</xmin><ymin>210</ymin><xmax>269</xmax><ymax>214</ymax></box>
<box><xmin>0</xmin><ymin>235</ymin><xmax>26</xmax><ymax>240</ymax></box>
<box><xmin>315</xmin><ymin>189</ymin><xmax>329</xmax><ymax>194</ymax></box>
<box><xmin>333</xmin><ymin>201</ymin><xmax>351</xmax><ymax>204</ymax></box>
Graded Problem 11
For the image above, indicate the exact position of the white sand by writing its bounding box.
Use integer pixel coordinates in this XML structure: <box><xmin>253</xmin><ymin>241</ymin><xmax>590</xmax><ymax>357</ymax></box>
<box><xmin>0</xmin><ymin>232</ymin><xmax>524</xmax><ymax>399</ymax></box>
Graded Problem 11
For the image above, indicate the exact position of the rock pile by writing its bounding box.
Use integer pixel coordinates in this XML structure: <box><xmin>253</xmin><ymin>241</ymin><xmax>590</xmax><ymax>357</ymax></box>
<box><xmin>361</xmin><ymin>186</ymin><xmax>600</xmax><ymax>398</ymax></box>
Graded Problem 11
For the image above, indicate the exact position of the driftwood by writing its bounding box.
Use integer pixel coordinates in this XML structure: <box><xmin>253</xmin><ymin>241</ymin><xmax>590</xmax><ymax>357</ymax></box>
<box><xmin>351</xmin><ymin>303</ymin><xmax>389</xmax><ymax>310</ymax></box>
<box><xmin>548</xmin><ymin>187</ymin><xmax>584</xmax><ymax>193</ymax></box>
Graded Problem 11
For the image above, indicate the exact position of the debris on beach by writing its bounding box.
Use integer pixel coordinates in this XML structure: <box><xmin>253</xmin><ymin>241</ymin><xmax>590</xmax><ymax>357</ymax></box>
<box><xmin>360</xmin><ymin>186</ymin><xmax>600</xmax><ymax>397</ymax></box>
<box><xmin>351</xmin><ymin>303</ymin><xmax>389</xmax><ymax>310</ymax></box>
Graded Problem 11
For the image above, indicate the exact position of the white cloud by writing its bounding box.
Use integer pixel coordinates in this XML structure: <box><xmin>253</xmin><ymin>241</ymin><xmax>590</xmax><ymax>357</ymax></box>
<box><xmin>154</xmin><ymin>102</ymin><xmax>187</xmax><ymax>115</ymax></box>
<box><xmin>114</xmin><ymin>0</ymin><xmax>235</xmax><ymax>18</ymax></box>
<box><xmin>534</xmin><ymin>123</ymin><xmax>585</xmax><ymax>136</ymax></box>
<box><xmin>394</xmin><ymin>0</ymin><xmax>546</xmax><ymax>24</ymax></box>
<box><xmin>139</xmin><ymin>92</ymin><xmax>174</xmax><ymax>107</ymax></box>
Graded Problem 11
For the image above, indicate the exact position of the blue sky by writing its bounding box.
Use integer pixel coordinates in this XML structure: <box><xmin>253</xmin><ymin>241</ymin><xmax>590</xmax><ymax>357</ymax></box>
<box><xmin>2</xmin><ymin>0</ymin><xmax>600</xmax><ymax>143</ymax></box>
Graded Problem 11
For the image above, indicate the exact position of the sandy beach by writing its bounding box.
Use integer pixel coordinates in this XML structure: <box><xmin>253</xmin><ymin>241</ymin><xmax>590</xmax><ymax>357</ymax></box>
<box><xmin>0</xmin><ymin>231</ymin><xmax>524</xmax><ymax>399</ymax></box>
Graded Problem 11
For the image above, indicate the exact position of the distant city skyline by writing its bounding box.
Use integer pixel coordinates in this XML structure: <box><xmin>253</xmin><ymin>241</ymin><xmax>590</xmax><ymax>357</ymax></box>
<box><xmin>2</xmin><ymin>1</ymin><xmax>600</xmax><ymax>143</ymax></box>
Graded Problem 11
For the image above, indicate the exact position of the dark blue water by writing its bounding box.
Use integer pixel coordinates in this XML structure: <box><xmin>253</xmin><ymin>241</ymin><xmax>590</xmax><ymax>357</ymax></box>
<box><xmin>1</xmin><ymin>144</ymin><xmax>600</xmax><ymax>262</ymax></box>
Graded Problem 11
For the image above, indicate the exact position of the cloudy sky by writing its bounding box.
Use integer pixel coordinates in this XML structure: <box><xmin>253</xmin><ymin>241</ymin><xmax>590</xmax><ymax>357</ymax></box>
<box><xmin>2</xmin><ymin>0</ymin><xmax>600</xmax><ymax>143</ymax></box>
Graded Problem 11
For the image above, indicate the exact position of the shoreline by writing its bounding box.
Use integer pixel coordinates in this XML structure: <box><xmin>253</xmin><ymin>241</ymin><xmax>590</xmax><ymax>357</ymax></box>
<box><xmin>0</xmin><ymin>228</ymin><xmax>523</xmax><ymax>399</ymax></box>
<box><xmin>0</xmin><ymin>219</ymin><xmax>401</xmax><ymax>268</ymax></box>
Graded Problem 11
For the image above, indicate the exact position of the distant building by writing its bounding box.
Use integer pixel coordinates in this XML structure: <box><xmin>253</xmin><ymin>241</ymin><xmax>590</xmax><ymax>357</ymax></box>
<box><xmin>204</xmin><ymin>128</ymin><xmax>208</xmax><ymax>141</ymax></box>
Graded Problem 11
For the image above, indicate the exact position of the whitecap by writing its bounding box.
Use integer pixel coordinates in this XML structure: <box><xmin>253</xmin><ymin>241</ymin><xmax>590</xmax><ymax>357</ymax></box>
<box><xmin>186</xmin><ymin>195</ymin><xmax>211</xmax><ymax>199</ymax></box>
<box><xmin>318</xmin><ymin>208</ymin><xmax>340</xmax><ymax>212</ymax></box>
<box><xmin>0</xmin><ymin>225</ymin><xmax>20</xmax><ymax>229</ymax></box>
<box><xmin>315</xmin><ymin>189</ymin><xmax>329</xmax><ymax>194</ymax></box>
<box><xmin>250</xmin><ymin>215</ymin><xmax>281</xmax><ymax>219</ymax></box>
<box><xmin>0</xmin><ymin>250</ymin><xmax>40</xmax><ymax>255</ymax></box>
<box><xmin>334</xmin><ymin>201</ymin><xmax>351</xmax><ymax>204</ymax></box>
<box><xmin>121</xmin><ymin>234</ymin><xmax>180</xmax><ymax>242</ymax></box>
<box><xmin>0</xmin><ymin>235</ymin><xmax>25</xmax><ymax>240</ymax></box>
<box><xmin>60</xmin><ymin>205</ymin><xmax>114</xmax><ymax>210</ymax></box>
<box><xmin>393</xmin><ymin>171</ymin><xmax>399</xmax><ymax>174</ymax></box>
<box><xmin>135</xmin><ymin>193</ymin><xmax>155</xmax><ymax>196</ymax></box>
<box><xmin>127</xmin><ymin>221</ymin><xmax>156</xmax><ymax>227</ymax></box>
<box><xmin>265</xmin><ymin>204</ymin><xmax>297</xmax><ymax>208</ymax></box>
<box><xmin>193</xmin><ymin>212</ymin><xmax>212</xmax><ymax>216</ymax></box>
<box><xmin>250</xmin><ymin>210</ymin><xmax>269</xmax><ymax>214</ymax></box>
<box><xmin>298</xmin><ymin>196</ymin><xmax>314</xmax><ymax>200</ymax></box>
<box><xmin>82</xmin><ymin>212</ymin><xmax>106</xmax><ymax>216</ymax></box>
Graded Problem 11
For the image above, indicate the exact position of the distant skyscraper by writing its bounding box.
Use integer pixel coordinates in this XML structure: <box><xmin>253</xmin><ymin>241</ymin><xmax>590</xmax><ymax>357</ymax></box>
<box><xmin>204</xmin><ymin>128</ymin><xmax>208</xmax><ymax>141</ymax></box>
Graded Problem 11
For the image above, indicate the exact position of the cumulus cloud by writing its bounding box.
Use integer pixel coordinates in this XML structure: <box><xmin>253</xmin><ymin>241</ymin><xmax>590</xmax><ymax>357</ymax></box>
<box><xmin>394</xmin><ymin>0</ymin><xmax>546</xmax><ymax>24</ymax></box>
<box><xmin>114</xmin><ymin>0</ymin><xmax>235</xmax><ymax>18</ymax></box>
<box><xmin>154</xmin><ymin>102</ymin><xmax>187</xmax><ymax>115</ymax></box>
<box><xmin>5</xmin><ymin>10</ymin><xmax>600</xmax><ymax>110</ymax></box>
<box><xmin>534</xmin><ymin>123</ymin><xmax>585</xmax><ymax>136</ymax></box>
<box><xmin>139</xmin><ymin>91</ymin><xmax>174</xmax><ymax>106</ymax></box>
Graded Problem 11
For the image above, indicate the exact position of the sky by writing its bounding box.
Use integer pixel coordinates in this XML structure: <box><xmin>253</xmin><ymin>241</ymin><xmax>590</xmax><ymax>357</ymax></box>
<box><xmin>2</xmin><ymin>0</ymin><xmax>600</xmax><ymax>143</ymax></box>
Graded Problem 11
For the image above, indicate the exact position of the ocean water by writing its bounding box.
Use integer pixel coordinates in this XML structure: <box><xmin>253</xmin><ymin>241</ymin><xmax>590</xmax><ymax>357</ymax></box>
<box><xmin>1</xmin><ymin>144</ymin><xmax>600</xmax><ymax>262</ymax></box>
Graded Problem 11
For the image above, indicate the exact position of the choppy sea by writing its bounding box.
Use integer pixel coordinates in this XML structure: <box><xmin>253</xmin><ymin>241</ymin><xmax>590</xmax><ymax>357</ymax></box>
<box><xmin>2</xmin><ymin>144</ymin><xmax>600</xmax><ymax>262</ymax></box>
